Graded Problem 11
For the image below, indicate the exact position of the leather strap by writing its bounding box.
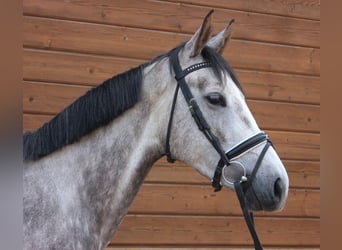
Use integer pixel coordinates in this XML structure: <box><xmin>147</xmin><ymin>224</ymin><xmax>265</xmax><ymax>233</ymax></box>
<box><xmin>165</xmin><ymin>84</ymin><xmax>180</xmax><ymax>163</ymax></box>
<box><xmin>227</xmin><ymin>133</ymin><xmax>269</xmax><ymax>160</ymax></box>
<box><xmin>242</xmin><ymin>141</ymin><xmax>272</xmax><ymax>191</ymax></box>
<box><xmin>235</xmin><ymin>181</ymin><xmax>263</xmax><ymax>250</ymax></box>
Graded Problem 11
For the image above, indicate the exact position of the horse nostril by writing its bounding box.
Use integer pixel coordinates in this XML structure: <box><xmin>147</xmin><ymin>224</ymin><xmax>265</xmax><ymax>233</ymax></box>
<box><xmin>274</xmin><ymin>178</ymin><xmax>283</xmax><ymax>200</ymax></box>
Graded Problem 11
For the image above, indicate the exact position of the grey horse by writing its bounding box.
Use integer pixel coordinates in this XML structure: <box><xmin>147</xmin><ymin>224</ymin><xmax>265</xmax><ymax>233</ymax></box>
<box><xmin>23</xmin><ymin>11</ymin><xmax>289</xmax><ymax>250</ymax></box>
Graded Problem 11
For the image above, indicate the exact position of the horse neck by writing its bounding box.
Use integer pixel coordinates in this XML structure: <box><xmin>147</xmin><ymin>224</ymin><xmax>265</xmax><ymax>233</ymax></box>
<box><xmin>24</xmin><ymin>57</ymin><xmax>173</xmax><ymax>248</ymax></box>
<box><xmin>58</xmin><ymin>59</ymin><xmax>171</xmax><ymax>244</ymax></box>
<box><xmin>93</xmin><ymin>100</ymin><xmax>162</xmax><ymax>243</ymax></box>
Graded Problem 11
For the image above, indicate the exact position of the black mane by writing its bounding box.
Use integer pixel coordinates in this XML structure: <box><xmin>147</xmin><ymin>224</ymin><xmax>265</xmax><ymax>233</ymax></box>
<box><xmin>23</xmin><ymin>44</ymin><xmax>242</xmax><ymax>161</ymax></box>
<box><xmin>24</xmin><ymin>65</ymin><xmax>143</xmax><ymax>161</ymax></box>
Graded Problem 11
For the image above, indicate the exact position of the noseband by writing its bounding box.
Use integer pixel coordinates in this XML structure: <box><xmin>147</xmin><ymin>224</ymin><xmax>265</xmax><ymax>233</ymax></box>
<box><xmin>165</xmin><ymin>46</ymin><xmax>273</xmax><ymax>250</ymax></box>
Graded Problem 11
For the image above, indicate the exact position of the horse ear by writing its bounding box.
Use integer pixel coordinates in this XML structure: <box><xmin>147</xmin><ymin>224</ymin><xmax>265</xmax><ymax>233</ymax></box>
<box><xmin>207</xmin><ymin>19</ymin><xmax>234</xmax><ymax>54</ymax></box>
<box><xmin>185</xmin><ymin>10</ymin><xmax>214</xmax><ymax>57</ymax></box>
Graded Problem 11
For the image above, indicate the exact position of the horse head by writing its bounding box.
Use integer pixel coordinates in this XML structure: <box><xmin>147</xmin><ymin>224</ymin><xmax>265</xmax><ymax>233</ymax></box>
<box><xmin>162</xmin><ymin>10</ymin><xmax>289</xmax><ymax>212</ymax></box>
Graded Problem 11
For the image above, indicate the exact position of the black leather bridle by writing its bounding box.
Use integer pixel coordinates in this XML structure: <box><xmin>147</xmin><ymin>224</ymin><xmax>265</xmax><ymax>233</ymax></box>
<box><xmin>165</xmin><ymin>46</ymin><xmax>273</xmax><ymax>250</ymax></box>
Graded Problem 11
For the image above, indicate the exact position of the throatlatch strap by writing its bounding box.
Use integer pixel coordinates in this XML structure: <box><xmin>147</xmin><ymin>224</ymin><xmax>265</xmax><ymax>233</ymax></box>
<box><xmin>165</xmin><ymin>84</ymin><xmax>180</xmax><ymax>163</ymax></box>
<box><xmin>234</xmin><ymin>181</ymin><xmax>263</xmax><ymax>250</ymax></box>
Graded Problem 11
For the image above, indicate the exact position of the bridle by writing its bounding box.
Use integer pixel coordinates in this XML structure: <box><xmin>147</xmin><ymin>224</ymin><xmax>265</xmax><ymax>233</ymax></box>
<box><xmin>165</xmin><ymin>46</ymin><xmax>273</xmax><ymax>250</ymax></box>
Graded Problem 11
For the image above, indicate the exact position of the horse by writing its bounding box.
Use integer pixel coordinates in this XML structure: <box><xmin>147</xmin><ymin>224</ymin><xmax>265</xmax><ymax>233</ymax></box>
<box><xmin>23</xmin><ymin>10</ymin><xmax>289</xmax><ymax>250</ymax></box>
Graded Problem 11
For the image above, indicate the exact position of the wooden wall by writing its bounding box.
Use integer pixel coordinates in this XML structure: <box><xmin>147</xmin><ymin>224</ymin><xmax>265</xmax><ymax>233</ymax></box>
<box><xmin>23</xmin><ymin>0</ymin><xmax>320</xmax><ymax>249</ymax></box>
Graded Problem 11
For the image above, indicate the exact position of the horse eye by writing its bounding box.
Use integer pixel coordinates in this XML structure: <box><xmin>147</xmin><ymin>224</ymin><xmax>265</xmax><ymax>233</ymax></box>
<box><xmin>206</xmin><ymin>93</ymin><xmax>226</xmax><ymax>107</ymax></box>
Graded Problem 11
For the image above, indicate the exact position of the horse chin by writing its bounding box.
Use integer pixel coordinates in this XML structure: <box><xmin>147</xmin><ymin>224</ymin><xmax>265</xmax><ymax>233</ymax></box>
<box><xmin>244</xmin><ymin>185</ymin><xmax>286</xmax><ymax>212</ymax></box>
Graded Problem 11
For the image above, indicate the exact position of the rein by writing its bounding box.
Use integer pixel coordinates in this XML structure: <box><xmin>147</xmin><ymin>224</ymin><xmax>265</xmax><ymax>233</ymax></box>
<box><xmin>165</xmin><ymin>46</ymin><xmax>273</xmax><ymax>250</ymax></box>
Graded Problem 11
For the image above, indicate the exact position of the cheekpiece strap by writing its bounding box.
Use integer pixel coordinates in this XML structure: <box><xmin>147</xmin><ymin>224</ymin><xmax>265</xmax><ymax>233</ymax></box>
<box><xmin>165</xmin><ymin>46</ymin><xmax>213</xmax><ymax>163</ymax></box>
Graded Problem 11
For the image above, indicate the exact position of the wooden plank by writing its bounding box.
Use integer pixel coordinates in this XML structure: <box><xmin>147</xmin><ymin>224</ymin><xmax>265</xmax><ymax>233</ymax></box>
<box><xmin>23</xmin><ymin>113</ymin><xmax>51</xmax><ymax>132</ymax></box>
<box><xmin>248</xmin><ymin>100</ymin><xmax>319</xmax><ymax>133</ymax></box>
<box><xmin>224</xmin><ymin>40</ymin><xmax>319</xmax><ymax>76</ymax></box>
<box><xmin>22</xmin><ymin>82</ymin><xmax>319</xmax><ymax>133</ymax></box>
<box><xmin>267</xmin><ymin>130</ymin><xmax>320</xmax><ymax>161</ymax></box>
<box><xmin>23</xmin><ymin>50</ymin><xmax>141</xmax><ymax>86</ymax></box>
<box><xmin>238</xmin><ymin>70</ymin><xmax>320</xmax><ymax>105</ymax></box>
<box><xmin>168</xmin><ymin>0</ymin><xmax>320</xmax><ymax>20</ymax></box>
<box><xmin>128</xmin><ymin>184</ymin><xmax>319</xmax><ymax>218</ymax></box>
<box><xmin>23</xmin><ymin>13</ymin><xmax>320</xmax><ymax>103</ymax></box>
<box><xmin>107</xmin><ymin>248</ymin><xmax>319</xmax><ymax>250</ymax></box>
<box><xmin>111</xmin><ymin>215</ymin><xmax>320</xmax><ymax>246</ymax></box>
<box><xmin>23</xmin><ymin>49</ymin><xmax>320</xmax><ymax>105</ymax></box>
<box><xmin>23</xmin><ymin>16</ymin><xmax>187</xmax><ymax>62</ymax></box>
<box><xmin>22</xmin><ymin>0</ymin><xmax>320</xmax><ymax>48</ymax></box>
<box><xmin>23</xmin><ymin>114</ymin><xmax>319</xmax><ymax>162</ymax></box>
<box><xmin>282</xmin><ymin>160</ymin><xmax>320</xmax><ymax>189</ymax></box>
<box><xmin>22</xmin><ymin>82</ymin><xmax>90</xmax><ymax>115</ymax></box>
<box><xmin>23</xmin><ymin>17</ymin><xmax>320</xmax><ymax>75</ymax></box>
